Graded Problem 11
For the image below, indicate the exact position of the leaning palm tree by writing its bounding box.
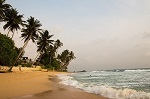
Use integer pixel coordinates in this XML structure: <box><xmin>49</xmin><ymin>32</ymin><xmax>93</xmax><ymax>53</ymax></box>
<box><xmin>32</xmin><ymin>30</ymin><xmax>54</xmax><ymax>66</ymax></box>
<box><xmin>0</xmin><ymin>0</ymin><xmax>11</xmax><ymax>22</ymax></box>
<box><xmin>54</xmin><ymin>39</ymin><xmax>63</xmax><ymax>50</ymax></box>
<box><xmin>54</xmin><ymin>39</ymin><xmax>63</xmax><ymax>57</ymax></box>
<box><xmin>58</xmin><ymin>50</ymin><xmax>75</xmax><ymax>71</ymax></box>
<box><xmin>49</xmin><ymin>45</ymin><xmax>57</xmax><ymax>65</ymax></box>
<box><xmin>8</xmin><ymin>16</ymin><xmax>42</xmax><ymax>71</ymax></box>
<box><xmin>58</xmin><ymin>49</ymin><xmax>69</xmax><ymax>71</ymax></box>
<box><xmin>69</xmin><ymin>51</ymin><xmax>76</xmax><ymax>61</ymax></box>
<box><xmin>3</xmin><ymin>8</ymin><xmax>24</xmax><ymax>38</ymax></box>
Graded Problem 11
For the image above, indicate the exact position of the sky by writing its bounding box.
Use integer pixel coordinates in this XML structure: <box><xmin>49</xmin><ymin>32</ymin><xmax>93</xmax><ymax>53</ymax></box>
<box><xmin>1</xmin><ymin>0</ymin><xmax>150</xmax><ymax>71</ymax></box>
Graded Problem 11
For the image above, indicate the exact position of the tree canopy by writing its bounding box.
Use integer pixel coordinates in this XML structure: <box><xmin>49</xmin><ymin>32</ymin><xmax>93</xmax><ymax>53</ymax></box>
<box><xmin>0</xmin><ymin>1</ymin><xmax>76</xmax><ymax>72</ymax></box>
<box><xmin>0</xmin><ymin>0</ymin><xmax>11</xmax><ymax>22</ymax></box>
<box><xmin>3</xmin><ymin>8</ymin><xmax>24</xmax><ymax>38</ymax></box>
<box><xmin>0</xmin><ymin>33</ymin><xmax>18</xmax><ymax>66</ymax></box>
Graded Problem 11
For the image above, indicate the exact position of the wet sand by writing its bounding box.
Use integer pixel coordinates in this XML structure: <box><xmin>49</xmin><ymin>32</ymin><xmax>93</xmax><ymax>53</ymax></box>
<box><xmin>17</xmin><ymin>75</ymin><xmax>108</xmax><ymax>99</ymax></box>
<box><xmin>0</xmin><ymin>67</ymin><xmax>108</xmax><ymax>99</ymax></box>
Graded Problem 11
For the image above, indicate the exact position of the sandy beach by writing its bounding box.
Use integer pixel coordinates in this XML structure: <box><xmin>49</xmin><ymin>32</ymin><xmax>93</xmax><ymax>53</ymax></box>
<box><xmin>0</xmin><ymin>67</ymin><xmax>108</xmax><ymax>99</ymax></box>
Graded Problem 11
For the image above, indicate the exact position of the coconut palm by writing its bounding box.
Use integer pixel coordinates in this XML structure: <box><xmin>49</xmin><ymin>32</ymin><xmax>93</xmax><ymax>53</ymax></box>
<box><xmin>40</xmin><ymin>39</ymin><xmax>62</xmax><ymax>66</ymax></box>
<box><xmin>69</xmin><ymin>51</ymin><xmax>76</xmax><ymax>60</ymax></box>
<box><xmin>60</xmin><ymin>49</ymin><xmax>70</xmax><ymax>62</ymax></box>
<box><xmin>8</xmin><ymin>16</ymin><xmax>42</xmax><ymax>71</ymax></box>
<box><xmin>47</xmin><ymin>45</ymin><xmax>55</xmax><ymax>65</ymax></box>
<box><xmin>32</xmin><ymin>30</ymin><xmax>54</xmax><ymax>65</ymax></box>
<box><xmin>0</xmin><ymin>0</ymin><xmax>11</xmax><ymax>22</ymax></box>
<box><xmin>58</xmin><ymin>49</ymin><xmax>69</xmax><ymax>71</ymax></box>
<box><xmin>58</xmin><ymin>50</ymin><xmax>75</xmax><ymax>71</ymax></box>
<box><xmin>21</xmin><ymin>16</ymin><xmax>41</xmax><ymax>43</ymax></box>
<box><xmin>54</xmin><ymin>39</ymin><xmax>63</xmax><ymax>50</ymax></box>
<box><xmin>3</xmin><ymin>8</ymin><xmax>24</xmax><ymax>38</ymax></box>
<box><xmin>54</xmin><ymin>39</ymin><xmax>63</xmax><ymax>57</ymax></box>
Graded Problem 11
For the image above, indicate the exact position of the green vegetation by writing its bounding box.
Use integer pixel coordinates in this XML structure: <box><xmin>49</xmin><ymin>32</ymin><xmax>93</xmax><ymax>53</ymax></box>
<box><xmin>33</xmin><ymin>30</ymin><xmax>54</xmax><ymax>66</ymax></box>
<box><xmin>3</xmin><ymin>8</ymin><xmax>24</xmax><ymax>38</ymax></box>
<box><xmin>0</xmin><ymin>33</ymin><xmax>19</xmax><ymax>66</ymax></box>
<box><xmin>0</xmin><ymin>0</ymin><xmax>11</xmax><ymax>22</ymax></box>
<box><xmin>0</xmin><ymin>0</ymin><xmax>75</xmax><ymax>72</ymax></box>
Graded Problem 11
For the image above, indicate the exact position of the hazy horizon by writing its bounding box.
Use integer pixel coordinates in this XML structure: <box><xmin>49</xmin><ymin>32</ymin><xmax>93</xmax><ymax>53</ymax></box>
<box><xmin>1</xmin><ymin>0</ymin><xmax>150</xmax><ymax>71</ymax></box>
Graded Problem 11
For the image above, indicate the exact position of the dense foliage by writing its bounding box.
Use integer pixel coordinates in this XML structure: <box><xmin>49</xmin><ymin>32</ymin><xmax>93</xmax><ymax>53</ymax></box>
<box><xmin>0</xmin><ymin>0</ymin><xmax>11</xmax><ymax>22</ymax></box>
<box><xmin>0</xmin><ymin>33</ymin><xmax>18</xmax><ymax>66</ymax></box>
<box><xmin>39</xmin><ymin>49</ymin><xmax>75</xmax><ymax>71</ymax></box>
<box><xmin>0</xmin><ymin>0</ymin><xmax>76</xmax><ymax>71</ymax></box>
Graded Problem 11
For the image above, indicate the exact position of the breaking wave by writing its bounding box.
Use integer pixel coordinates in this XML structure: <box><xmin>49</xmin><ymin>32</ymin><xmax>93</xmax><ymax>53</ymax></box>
<box><xmin>58</xmin><ymin>74</ymin><xmax>150</xmax><ymax>99</ymax></box>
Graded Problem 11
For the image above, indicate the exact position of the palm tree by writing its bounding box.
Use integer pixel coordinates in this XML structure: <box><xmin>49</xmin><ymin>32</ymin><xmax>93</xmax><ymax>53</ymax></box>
<box><xmin>58</xmin><ymin>49</ymin><xmax>69</xmax><ymax>71</ymax></box>
<box><xmin>40</xmin><ymin>39</ymin><xmax>63</xmax><ymax>67</ymax></box>
<box><xmin>3</xmin><ymin>8</ymin><xmax>24</xmax><ymax>38</ymax></box>
<box><xmin>54</xmin><ymin>39</ymin><xmax>63</xmax><ymax>57</ymax></box>
<box><xmin>32</xmin><ymin>30</ymin><xmax>54</xmax><ymax>66</ymax></box>
<box><xmin>69</xmin><ymin>51</ymin><xmax>76</xmax><ymax>61</ymax></box>
<box><xmin>0</xmin><ymin>0</ymin><xmax>11</xmax><ymax>22</ymax></box>
<box><xmin>8</xmin><ymin>16</ymin><xmax>42</xmax><ymax>71</ymax></box>
<box><xmin>58</xmin><ymin>50</ymin><xmax>75</xmax><ymax>71</ymax></box>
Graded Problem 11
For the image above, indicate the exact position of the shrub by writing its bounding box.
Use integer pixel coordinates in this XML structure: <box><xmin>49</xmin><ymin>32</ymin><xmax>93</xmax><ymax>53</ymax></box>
<box><xmin>0</xmin><ymin>33</ymin><xmax>18</xmax><ymax>66</ymax></box>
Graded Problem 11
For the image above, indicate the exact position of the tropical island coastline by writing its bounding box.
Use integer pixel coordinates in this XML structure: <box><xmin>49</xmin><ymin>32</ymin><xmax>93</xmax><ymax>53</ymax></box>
<box><xmin>1</xmin><ymin>0</ymin><xmax>150</xmax><ymax>99</ymax></box>
<box><xmin>0</xmin><ymin>67</ymin><xmax>108</xmax><ymax>99</ymax></box>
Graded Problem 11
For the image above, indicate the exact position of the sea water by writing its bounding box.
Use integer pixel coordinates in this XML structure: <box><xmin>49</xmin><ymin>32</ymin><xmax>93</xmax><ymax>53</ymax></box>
<box><xmin>58</xmin><ymin>69</ymin><xmax>150</xmax><ymax>99</ymax></box>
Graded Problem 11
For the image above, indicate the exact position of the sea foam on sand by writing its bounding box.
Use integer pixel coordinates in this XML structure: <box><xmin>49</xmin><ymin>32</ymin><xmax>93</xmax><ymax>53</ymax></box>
<box><xmin>58</xmin><ymin>74</ymin><xmax>150</xmax><ymax>99</ymax></box>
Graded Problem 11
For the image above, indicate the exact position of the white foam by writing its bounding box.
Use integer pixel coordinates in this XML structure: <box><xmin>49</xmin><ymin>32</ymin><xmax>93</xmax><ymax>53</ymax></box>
<box><xmin>58</xmin><ymin>74</ymin><xmax>150</xmax><ymax>99</ymax></box>
<box><xmin>124</xmin><ymin>69</ymin><xmax>150</xmax><ymax>72</ymax></box>
<box><xmin>58</xmin><ymin>74</ymin><xmax>82</xmax><ymax>88</ymax></box>
<box><xmin>91</xmin><ymin>71</ymin><xmax>101</xmax><ymax>73</ymax></box>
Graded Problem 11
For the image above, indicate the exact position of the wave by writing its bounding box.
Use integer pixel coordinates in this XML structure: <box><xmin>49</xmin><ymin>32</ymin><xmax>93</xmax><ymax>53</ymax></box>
<box><xmin>58</xmin><ymin>74</ymin><xmax>150</xmax><ymax>99</ymax></box>
<box><xmin>92</xmin><ymin>69</ymin><xmax>150</xmax><ymax>73</ymax></box>
<box><xmin>91</xmin><ymin>70</ymin><xmax>101</xmax><ymax>73</ymax></box>
<box><xmin>124</xmin><ymin>69</ymin><xmax>150</xmax><ymax>72</ymax></box>
<box><xmin>93</xmin><ymin>69</ymin><xmax>126</xmax><ymax>73</ymax></box>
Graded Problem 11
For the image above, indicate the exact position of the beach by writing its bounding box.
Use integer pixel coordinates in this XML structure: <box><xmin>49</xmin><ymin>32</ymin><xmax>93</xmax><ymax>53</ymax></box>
<box><xmin>0</xmin><ymin>67</ymin><xmax>108</xmax><ymax>99</ymax></box>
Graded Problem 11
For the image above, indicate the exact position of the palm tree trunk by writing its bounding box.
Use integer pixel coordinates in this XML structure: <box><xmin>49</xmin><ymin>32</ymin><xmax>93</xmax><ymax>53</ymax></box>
<box><xmin>54</xmin><ymin>48</ymin><xmax>58</xmax><ymax>58</ymax></box>
<box><xmin>31</xmin><ymin>45</ymin><xmax>45</xmax><ymax>67</ymax></box>
<box><xmin>11</xmin><ymin>31</ymin><xmax>14</xmax><ymax>39</ymax></box>
<box><xmin>37</xmin><ymin>54</ymin><xmax>42</xmax><ymax>63</ymax></box>
<box><xmin>7</xmin><ymin>30</ymin><xmax>10</xmax><ymax>37</ymax></box>
<box><xmin>8</xmin><ymin>37</ymin><xmax>31</xmax><ymax>72</ymax></box>
<box><xmin>31</xmin><ymin>51</ymin><xmax>41</xmax><ymax>67</ymax></box>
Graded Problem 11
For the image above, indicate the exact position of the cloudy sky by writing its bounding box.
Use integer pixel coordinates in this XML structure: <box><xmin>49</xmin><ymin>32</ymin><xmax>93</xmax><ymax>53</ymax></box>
<box><xmin>1</xmin><ymin>0</ymin><xmax>150</xmax><ymax>71</ymax></box>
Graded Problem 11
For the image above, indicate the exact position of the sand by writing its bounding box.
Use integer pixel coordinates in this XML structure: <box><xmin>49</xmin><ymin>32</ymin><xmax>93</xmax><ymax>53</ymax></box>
<box><xmin>0</xmin><ymin>67</ymin><xmax>108</xmax><ymax>99</ymax></box>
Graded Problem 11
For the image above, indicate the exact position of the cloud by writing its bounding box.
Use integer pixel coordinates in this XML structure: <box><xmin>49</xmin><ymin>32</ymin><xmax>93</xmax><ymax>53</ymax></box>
<box><xmin>142</xmin><ymin>32</ymin><xmax>150</xmax><ymax>39</ymax></box>
<box><xmin>3</xmin><ymin>0</ymin><xmax>150</xmax><ymax>71</ymax></box>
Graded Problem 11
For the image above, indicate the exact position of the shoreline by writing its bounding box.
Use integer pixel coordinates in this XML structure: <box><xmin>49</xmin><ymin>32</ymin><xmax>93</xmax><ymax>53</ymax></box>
<box><xmin>0</xmin><ymin>69</ymin><xmax>53</xmax><ymax>99</ymax></box>
<box><xmin>0</xmin><ymin>67</ymin><xmax>108</xmax><ymax>99</ymax></box>
<box><xmin>16</xmin><ymin>75</ymin><xmax>108</xmax><ymax>99</ymax></box>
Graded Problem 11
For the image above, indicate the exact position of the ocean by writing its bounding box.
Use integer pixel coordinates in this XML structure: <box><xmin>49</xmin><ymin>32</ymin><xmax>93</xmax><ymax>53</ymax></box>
<box><xmin>58</xmin><ymin>69</ymin><xmax>150</xmax><ymax>99</ymax></box>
